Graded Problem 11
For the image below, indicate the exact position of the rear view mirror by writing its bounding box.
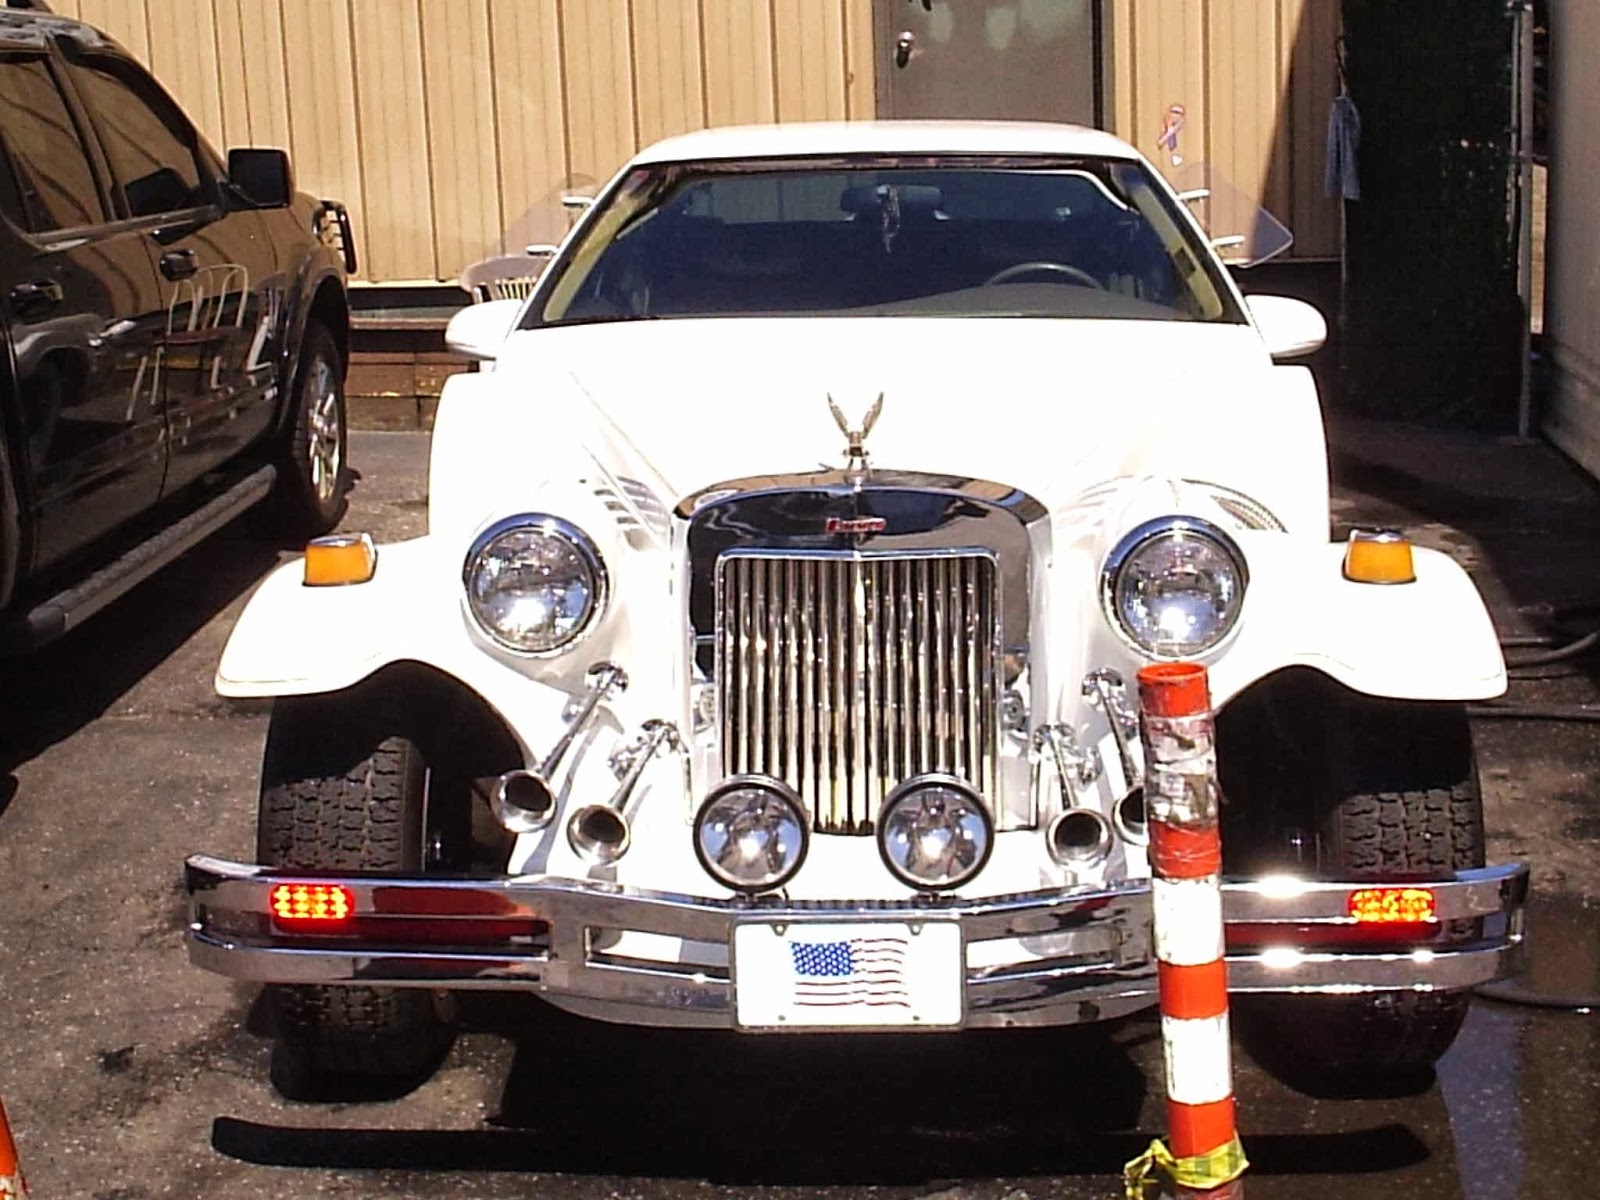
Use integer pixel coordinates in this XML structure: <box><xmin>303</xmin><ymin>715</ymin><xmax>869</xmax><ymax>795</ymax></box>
<box><xmin>227</xmin><ymin>148</ymin><xmax>293</xmax><ymax>208</ymax></box>
<box><xmin>446</xmin><ymin>298</ymin><xmax>521</xmax><ymax>362</ymax></box>
<box><xmin>1245</xmin><ymin>295</ymin><xmax>1327</xmax><ymax>362</ymax></box>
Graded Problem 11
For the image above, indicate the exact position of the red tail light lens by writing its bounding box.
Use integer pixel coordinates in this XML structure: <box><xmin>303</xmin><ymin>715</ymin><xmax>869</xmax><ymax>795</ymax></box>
<box><xmin>1347</xmin><ymin>886</ymin><xmax>1437</xmax><ymax>924</ymax></box>
<box><xmin>271</xmin><ymin>883</ymin><xmax>354</xmax><ymax>925</ymax></box>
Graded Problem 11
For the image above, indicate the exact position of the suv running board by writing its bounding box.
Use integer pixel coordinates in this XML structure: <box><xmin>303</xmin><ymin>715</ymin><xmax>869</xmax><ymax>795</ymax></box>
<box><xmin>1</xmin><ymin>465</ymin><xmax>277</xmax><ymax>654</ymax></box>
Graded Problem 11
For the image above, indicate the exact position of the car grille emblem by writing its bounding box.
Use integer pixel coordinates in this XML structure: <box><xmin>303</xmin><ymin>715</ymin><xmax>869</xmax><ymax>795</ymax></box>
<box><xmin>824</xmin><ymin>515</ymin><xmax>887</xmax><ymax>536</ymax></box>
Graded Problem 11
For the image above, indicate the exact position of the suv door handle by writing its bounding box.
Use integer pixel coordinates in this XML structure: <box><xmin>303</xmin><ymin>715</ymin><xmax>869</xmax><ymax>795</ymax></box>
<box><xmin>8</xmin><ymin>278</ymin><xmax>63</xmax><ymax>315</ymax></box>
<box><xmin>159</xmin><ymin>248</ymin><xmax>198</xmax><ymax>281</ymax></box>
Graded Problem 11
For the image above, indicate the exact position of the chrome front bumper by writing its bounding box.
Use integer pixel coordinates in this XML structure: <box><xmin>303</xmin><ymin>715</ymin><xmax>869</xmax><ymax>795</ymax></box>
<box><xmin>185</xmin><ymin>856</ymin><xmax>1529</xmax><ymax>1030</ymax></box>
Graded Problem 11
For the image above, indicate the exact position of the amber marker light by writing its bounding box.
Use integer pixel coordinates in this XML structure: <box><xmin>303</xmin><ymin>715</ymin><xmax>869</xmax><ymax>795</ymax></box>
<box><xmin>1342</xmin><ymin>527</ymin><xmax>1416</xmax><ymax>584</ymax></box>
<box><xmin>1347</xmin><ymin>886</ymin><xmax>1437</xmax><ymax>924</ymax></box>
<box><xmin>270</xmin><ymin>883</ymin><xmax>354</xmax><ymax>926</ymax></box>
<box><xmin>303</xmin><ymin>532</ymin><xmax>377</xmax><ymax>586</ymax></box>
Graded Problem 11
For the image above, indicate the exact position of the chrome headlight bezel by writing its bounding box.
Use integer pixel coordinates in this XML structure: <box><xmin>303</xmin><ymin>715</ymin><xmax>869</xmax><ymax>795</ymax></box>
<box><xmin>462</xmin><ymin>513</ymin><xmax>608</xmax><ymax>657</ymax></box>
<box><xmin>876</xmin><ymin>774</ymin><xmax>994</xmax><ymax>892</ymax></box>
<box><xmin>693</xmin><ymin>776</ymin><xmax>811</xmax><ymax>894</ymax></box>
<box><xmin>1100</xmin><ymin>516</ymin><xmax>1248</xmax><ymax>659</ymax></box>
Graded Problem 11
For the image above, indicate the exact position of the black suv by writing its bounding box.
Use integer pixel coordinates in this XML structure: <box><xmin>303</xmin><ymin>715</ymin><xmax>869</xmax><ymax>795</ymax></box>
<box><xmin>0</xmin><ymin>10</ymin><xmax>353</xmax><ymax>651</ymax></box>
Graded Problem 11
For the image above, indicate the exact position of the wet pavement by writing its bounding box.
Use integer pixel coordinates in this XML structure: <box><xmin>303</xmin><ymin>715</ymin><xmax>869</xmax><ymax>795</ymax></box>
<box><xmin>0</xmin><ymin>424</ymin><xmax>1596</xmax><ymax>1200</ymax></box>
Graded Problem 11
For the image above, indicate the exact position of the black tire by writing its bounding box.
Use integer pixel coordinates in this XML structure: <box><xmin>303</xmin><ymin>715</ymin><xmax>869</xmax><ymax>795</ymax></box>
<box><xmin>268</xmin><ymin>320</ymin><xmax>347</xmax><ymax>539</ymax></box>
<box><xmin>257</xmin><ymin>695</ymin><xmax>454</xmax><ymax>1100</ymax></box>
<box><xmin>1230</xmin><ymin>689</ymin><xmax>1485</xmax><ymax>1091</ymax></box>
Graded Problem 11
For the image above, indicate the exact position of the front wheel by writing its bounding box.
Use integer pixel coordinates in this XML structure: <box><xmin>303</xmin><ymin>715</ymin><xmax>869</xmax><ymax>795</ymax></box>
<box><xmin>1226</xmin><ymin>685</ymin><xmax>1485</xmax><ymax>1090</ymax></box>
<box><xmin>256</xmin><ymin>694</ymin><xmax>454</xmax><ymax>1099</ymax></box>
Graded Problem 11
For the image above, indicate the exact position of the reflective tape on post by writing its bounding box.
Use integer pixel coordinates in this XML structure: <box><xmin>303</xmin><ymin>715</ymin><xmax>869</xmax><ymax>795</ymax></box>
<box><xmin>0</xmin><ymin>1098</ymin><xmax>28</xmax><ymax>1199</ymax></box>
<box><xmin>1125</xmin><ymin>662</ymin><xmax>1246</xmax><ymax>1200</ymax></box>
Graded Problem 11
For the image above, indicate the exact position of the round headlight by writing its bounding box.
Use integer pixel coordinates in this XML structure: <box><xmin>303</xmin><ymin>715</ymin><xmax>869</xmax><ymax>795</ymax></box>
<box><xmin>877</xmin><ymin>776</ymin><xmax>993</xmax><ymax>891</ymax></box>
<box><xmin>1103</xmin><ymin>517</ymin><xmax>1247</xmax><ymax>657</ymax></box>
<box><xmin>463</xmin><ymin>515</ymin><xmax>607</xmax><ymax>655</ymax></box>
<box><xmin>694</xmin><ymin>778</ymin><xmax>809</xmax><ymax>893</ymax></box>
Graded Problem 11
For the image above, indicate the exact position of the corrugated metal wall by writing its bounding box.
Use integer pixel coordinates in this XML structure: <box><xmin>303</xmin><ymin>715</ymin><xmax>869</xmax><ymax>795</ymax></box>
<box><xmin>57</xmin><ymin>0</ymin><xmax>1337</xmax><ymax>282</ymax></box>
<box><xmin>1105</xmin><ymin>0</ymin><xmax>1341</xmax><ymax>260</ymax></box>
<box><xmin>57</xmin><ymin>0</ymin><xmax>877</xmax><ymax>283</ymax></box>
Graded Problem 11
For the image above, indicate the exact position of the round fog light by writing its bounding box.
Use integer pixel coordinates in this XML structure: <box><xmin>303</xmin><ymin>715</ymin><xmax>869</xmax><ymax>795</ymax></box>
<box><xmin>694</xmin><ymin>778</ymin><xmax>809</xmax><ymax>893</ymax></box>
<box><xmin>877</xmin><ymin>776</ymin><xmax>993</xmax><ymax>891</ymax></box>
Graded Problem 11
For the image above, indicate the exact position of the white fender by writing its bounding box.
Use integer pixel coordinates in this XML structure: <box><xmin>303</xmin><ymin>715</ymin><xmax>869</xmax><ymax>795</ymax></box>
<box><xmin>1210</xmin><ymin>540</ymin><xmax>1506</xmax><ymax>704</ymax></box>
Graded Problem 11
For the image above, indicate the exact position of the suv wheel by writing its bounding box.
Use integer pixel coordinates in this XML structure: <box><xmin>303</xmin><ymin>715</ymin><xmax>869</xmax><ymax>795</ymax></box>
<box><xmin>269</xmin><ymin>319</ymin><xmax>347</xmax><ymax>539</ymax></box>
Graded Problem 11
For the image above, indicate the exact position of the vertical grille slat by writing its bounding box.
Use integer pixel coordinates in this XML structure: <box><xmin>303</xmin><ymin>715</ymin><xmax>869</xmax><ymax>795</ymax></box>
<box><xmin>719</xmin><ymin>553</ymin><xmax>997</xmax><ymax>835</ymax></box>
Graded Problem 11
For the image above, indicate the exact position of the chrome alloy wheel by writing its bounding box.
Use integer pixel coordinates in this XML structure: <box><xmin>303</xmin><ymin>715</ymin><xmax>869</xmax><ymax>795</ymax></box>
<box><xmin>305</xmin><ymin>358</ymin><xmax>343</xmax><ymax>506</ymax></box>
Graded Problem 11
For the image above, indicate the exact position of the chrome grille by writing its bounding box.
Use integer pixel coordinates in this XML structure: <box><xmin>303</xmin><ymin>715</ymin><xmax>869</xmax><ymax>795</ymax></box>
<box><xmin>717</xmin><ymin>553</ymin><xmax>999</xmax><ymax>834</ymax></box>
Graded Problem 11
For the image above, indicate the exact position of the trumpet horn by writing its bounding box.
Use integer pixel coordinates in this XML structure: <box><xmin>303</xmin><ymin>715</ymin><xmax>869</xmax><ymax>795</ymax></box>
<box><xmin>488</xmin><ymin>662</ymin><xmax>627</xmax><ymax>835</ymax></box>
<box><xmin>567</xmin><ymin>719</ymin><xmax>682</xmax><ymax>866</ymax></box>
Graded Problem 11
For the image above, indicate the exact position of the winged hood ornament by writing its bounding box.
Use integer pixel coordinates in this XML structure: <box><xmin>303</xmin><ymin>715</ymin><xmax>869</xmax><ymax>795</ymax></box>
<box><xmin>827</xmin><ymin>392</ymin><xmax>883</xmax><ymax>476</ymax></box>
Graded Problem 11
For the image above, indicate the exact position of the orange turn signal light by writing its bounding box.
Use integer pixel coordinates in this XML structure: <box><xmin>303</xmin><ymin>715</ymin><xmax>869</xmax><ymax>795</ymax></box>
<box><xmin>303</xmin><ymin>532</ymin><xmax>377</xmax><ymax>586</ymax></box>
<box><xmin>1347</xmin><ymin>886</ymin><xmax>1437</xmax><ymax>924</ymax></box>
<box><xmin>1343</xmin><ymin>528</ymin><xmax>1416</xmax><ymax>584</ymax></box>
<box><xmin>271</xmin><ymin>883</ymin><xmax>354</xmax><ymax>925</ymax></box>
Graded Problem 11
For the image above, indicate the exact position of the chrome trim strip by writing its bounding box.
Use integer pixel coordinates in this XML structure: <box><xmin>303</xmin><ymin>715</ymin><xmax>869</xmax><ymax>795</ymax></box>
<box><xmin>187</xmin><ymin>857</ymin><xmax>1529</xmax><ymax>1020</ymax></box>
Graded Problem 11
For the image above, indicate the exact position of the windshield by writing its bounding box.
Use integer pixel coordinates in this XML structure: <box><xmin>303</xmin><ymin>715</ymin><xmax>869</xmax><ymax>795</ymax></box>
<box><xmin>532</xmin><ymin>156</ymin><xmax>1244</xmax><ymax>327</ymax></box>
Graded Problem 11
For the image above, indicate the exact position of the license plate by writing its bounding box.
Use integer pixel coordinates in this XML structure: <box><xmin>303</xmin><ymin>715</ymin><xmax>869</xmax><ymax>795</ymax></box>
<box><xmin>731</xmin><ymin>920</ymin><xmax>963</xmax><ymax>1030</ymax></box>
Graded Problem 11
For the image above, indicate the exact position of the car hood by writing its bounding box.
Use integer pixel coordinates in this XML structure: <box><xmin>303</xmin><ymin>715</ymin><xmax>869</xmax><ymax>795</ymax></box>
<box><xmin>493</xmin><ymin>315</ymin><xmax>1298</xmax><ymax>521</ymax></box>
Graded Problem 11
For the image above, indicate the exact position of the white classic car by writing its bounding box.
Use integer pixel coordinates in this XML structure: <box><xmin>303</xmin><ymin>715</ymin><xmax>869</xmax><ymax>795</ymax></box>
<box><xmin>186</xmin><ymin>122</ymin><xmax>1526</xmax><ymax>1096</ymax></box>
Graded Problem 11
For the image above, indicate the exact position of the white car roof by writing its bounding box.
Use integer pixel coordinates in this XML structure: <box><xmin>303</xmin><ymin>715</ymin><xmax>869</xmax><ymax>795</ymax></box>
<box><xmin>629</xmin><ymin>120</ymin><xmax>1143</xmax><ymax>167</ymax></box>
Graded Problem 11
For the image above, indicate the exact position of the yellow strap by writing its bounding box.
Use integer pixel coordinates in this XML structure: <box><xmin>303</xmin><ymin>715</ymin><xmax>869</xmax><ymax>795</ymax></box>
<box><xmin>1124</xmin><ymin>1135</ymin><xmax>1248</xmax><ymax>1198</ymax></box>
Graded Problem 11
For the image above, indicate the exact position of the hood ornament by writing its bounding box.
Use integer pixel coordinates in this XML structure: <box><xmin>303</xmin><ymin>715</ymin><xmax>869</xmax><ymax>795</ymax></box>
<box><xmin>828</xmin><ymin>392</ymin><xmax>883</xmax><ymax>478</ymax></box>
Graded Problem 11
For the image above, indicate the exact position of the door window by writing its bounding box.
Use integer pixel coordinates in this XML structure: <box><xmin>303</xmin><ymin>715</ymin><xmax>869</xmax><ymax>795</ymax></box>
<box><xmin>0</xmin><ymin>56</ymin><xmax>105</xmax><ymax>231</ymax></box>
<box><xmin>69</xmin><ymin>57</ymin><xmax>208</xmax><ymax>218</ymax></box>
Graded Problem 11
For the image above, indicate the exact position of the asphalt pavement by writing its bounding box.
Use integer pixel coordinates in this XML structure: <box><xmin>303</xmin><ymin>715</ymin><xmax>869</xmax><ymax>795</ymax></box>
<box><xmin>0</xmin><ymin>425</ymin><xmax>1596</xmax><ymax>1200</ymax></box>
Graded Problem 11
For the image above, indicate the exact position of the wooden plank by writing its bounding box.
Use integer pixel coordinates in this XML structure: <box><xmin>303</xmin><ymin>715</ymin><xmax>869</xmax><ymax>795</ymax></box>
<box><xmin>144</xmin><ymin>0</ymin><xmax>225</xmax><ymax>149</ymax></box>
<box><xmin>75</xmin><ymin>0</ymin><xmax>150</xmax><ymax>62</ymax></box>
<box><xmin>279</xmin><ymin>0</ymin><xmax>368</xmax><ymax>278</ymax></box>
<box><xmin>1129</xmin><ymin>0</ymin><xmax>1207</xmax><ymax>187</ymax></box>
<box><xmin>631</xmin><ymin>0</ymin><xmax>705</xmax><ymax>145</ymax></box>
<box><xmin>419</xmin><ymin>0</ymin><xmax>504</xmax><ymax>277</ymax></box>
<box><xmin>223</xmin><ymin>0</ymin><xmax>293</xmax><ymax>150</ymax></box>
<box><xmin>1106</xmin><ymin>0</ymin><xmax>1137</xmax><ymax>143</ymax></box>
<box><xmin>1289</xmin><ymin>0</ymin><xmax>1341</xmax><ymax>257</ymax></box>
<box><xmin>486</xmin><ymin>0</ymin><xmax>570</xmax><ymax>253</ymax></box>
<box><xmin>701</xmin><ymin>0</ymin><xmax>775</xmax><ymax>126</ymax></box>
<box><xmin>1204</xmin><ymin>0</ymin><xmax>1285</xmax><ymax>243</ymax></box>
<box><xmin>772</xmin><ymin>0</ymin><xmax>845</xmax><ymax>122</ymax></box>
<box><xmin>561</xmin><ymin>0</ymin><xmax>636</xmax><ymax>191</ymax></box>
<box><xmin>841</xmin><ymin>0</ymin><xmax>874</xmax><ymax>119</ymax></box>
<box><xmin>350</xmin><ymin>0</ymin><xmax>436</xmax><ymax>281</ymax></box>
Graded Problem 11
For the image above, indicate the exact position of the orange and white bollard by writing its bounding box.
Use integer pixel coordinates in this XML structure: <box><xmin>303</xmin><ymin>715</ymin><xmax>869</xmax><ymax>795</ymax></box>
<box><xmin>1124</xmin><ymin>662</ymin><xmax>1247</xmax><ymax>1200</ymax></box>
<box><xmin>0</xmin><ymin>1098</ymin><xmax>27</xmax><ymax>1199</ymax></box>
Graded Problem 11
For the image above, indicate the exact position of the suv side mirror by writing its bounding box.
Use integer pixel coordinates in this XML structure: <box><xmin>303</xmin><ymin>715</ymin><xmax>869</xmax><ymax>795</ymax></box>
<box><xmin>1244</xmin><ymin>295</ymin><xmax>1327</xmax><ymax>362</ymax></box>
<box><xmin>227</xmin><ymin>148</ymin><xmax>293</xmax><ymax>208</ymax></box>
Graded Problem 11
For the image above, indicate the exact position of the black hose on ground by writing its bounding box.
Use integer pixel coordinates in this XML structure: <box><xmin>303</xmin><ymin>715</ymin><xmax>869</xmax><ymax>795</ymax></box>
<box><xmin>1468</xmin><ymin>702</ymin><xmax>1600</xmax><ymax>722</ymax></box>
<box><xmin>1505</xmin><ymin>628</ymin><xmax>1600</xmax><ymax>669</ymax></box>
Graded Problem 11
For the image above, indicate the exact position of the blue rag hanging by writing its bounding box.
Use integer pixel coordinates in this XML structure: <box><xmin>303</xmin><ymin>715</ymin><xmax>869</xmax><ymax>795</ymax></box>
<box><xmin>1325</xmin><ymin>93</ymin><xmax>1362</xmax><ymax>201</ymax></box>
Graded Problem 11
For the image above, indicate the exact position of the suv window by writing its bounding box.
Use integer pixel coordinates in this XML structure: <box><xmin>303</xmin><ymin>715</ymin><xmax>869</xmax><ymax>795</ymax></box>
<box><xmin>69</xmin><ymin>56</ymin><xmax>208</xmax><ymax>218</ymax></box>
<box><xmin>0</xmin><ymin>56</ymin><xmax>104</xmax><ymax>231</ymax></box>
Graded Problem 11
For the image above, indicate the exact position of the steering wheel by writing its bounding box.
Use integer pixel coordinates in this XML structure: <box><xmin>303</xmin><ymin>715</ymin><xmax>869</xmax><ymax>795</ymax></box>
<box><xmin>983</xmin><ymin>261</ymin><xmax>1105</xmax><ymax>289</ymax></box>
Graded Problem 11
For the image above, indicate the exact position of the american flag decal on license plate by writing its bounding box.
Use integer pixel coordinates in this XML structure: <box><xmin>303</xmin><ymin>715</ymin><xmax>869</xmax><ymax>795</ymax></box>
<box><xmin>789</xmin><ymin>936</ymin><xmax>912</xmax><ymax>1008</ymax></box>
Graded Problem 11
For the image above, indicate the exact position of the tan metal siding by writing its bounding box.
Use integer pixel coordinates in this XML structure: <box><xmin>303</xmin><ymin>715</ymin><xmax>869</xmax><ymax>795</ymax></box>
<box><xmin>66</xmin><ymin>0</ymin><xmax>1334</xmax><ymax>279</ymax></box>
<box><xmin>1107</xmin><ymin>0</ymin><xmax>1341</xmax><ymax>260</ymax></box>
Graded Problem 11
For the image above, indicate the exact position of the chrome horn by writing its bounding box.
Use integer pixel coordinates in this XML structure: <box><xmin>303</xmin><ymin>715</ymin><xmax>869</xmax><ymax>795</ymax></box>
<box><xmin>489</xmin><ymin>662</ymin><xmax>627</xmax><ymax>834</ymax></box>
<box><xmin>1033</xmin><ymin>724</ymin><xmax>1113</xmax><ymax>867</ymax></box>
<box><xmin>567</xmin><ymin>719</ymin><xmax>684</xmax><ymax>866</ymax></box>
